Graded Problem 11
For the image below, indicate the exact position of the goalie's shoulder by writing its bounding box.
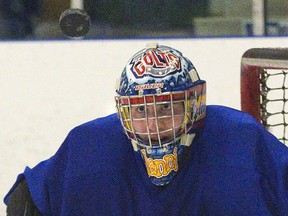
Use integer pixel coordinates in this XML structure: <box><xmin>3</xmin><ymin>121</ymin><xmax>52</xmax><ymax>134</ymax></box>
<box><xmin>69</xmin><ymin>113</ymin><xmax>122</xmax><ymax>136</ymax></box>
<box><xmin>206</xmin><ymin>105</ymin><xmax>260</xmax><ymax>126</ymax></box>
<box><xmin>60</xmin><ymin>112</ymin><xmax>129</xmax><ymax>159</ymax></box>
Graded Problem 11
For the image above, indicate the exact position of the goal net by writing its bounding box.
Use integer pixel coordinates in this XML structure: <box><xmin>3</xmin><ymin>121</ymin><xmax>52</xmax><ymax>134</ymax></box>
<box><xmin>241</xmin><ymin>48</ymin><xmax>288</xmax><ymax>145</ymax></box>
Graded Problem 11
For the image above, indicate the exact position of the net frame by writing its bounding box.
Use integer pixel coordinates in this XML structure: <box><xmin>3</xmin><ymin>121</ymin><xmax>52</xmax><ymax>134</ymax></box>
<box><xmin>241</xmin><ymin>48</ymin><xmax>288</xmax><ymax>144</ymax></box>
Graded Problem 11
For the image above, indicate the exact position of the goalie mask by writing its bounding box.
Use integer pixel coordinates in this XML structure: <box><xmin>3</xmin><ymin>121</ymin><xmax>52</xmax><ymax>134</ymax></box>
<box><xmin>115</xmin><ymin>43</ymin><xmax>206</xmax><ymax>186</ymax></box>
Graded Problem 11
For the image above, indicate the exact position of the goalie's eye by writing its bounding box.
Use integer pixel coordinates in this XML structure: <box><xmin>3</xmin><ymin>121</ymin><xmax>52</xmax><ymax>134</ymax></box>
<box><xmin>157</xmin><ymin>103</ymin><xmax>172</xmax><ymax>116</ymax></box>
<box><xmin>162</xmin><ymin>103</ymin><xmax>171</xmax><ymax>110</ymax></box>
<box><xmin>137</xmin><ymin>106</ymin><xmax>145</xmax><ymax>113</ymax></box>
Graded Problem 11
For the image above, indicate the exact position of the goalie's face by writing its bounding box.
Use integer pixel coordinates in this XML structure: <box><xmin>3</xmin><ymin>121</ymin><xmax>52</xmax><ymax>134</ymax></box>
<box><xmin>130</xmin><ymin>101</ymin><xmax>185</xmax><ymax>146</ymax></box>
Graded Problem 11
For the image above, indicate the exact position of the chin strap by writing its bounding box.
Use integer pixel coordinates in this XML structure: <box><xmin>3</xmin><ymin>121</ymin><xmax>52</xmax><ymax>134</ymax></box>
<box><xmin>180</xmin><ymin>133</ymin><xmax>196</xmax><ymax>147</ymax></box>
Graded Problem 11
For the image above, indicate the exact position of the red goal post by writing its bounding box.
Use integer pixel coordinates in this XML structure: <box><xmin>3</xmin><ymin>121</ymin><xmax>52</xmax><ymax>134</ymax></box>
<box><xmin>241</xmin><ymin>48</ymin><xmax>288</xmax><ymax>144</ymax></box>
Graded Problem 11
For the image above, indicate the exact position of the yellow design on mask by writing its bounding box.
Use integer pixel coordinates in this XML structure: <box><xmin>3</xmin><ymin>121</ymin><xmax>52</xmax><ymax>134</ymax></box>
<box><xmin>141</xmin><ymin>147</ymin><xmax>178</xmax><ymax>178</ymax></box>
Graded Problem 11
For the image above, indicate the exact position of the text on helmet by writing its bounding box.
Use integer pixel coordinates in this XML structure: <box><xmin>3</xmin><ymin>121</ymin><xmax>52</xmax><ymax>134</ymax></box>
<box><xmin>132</xmin><ymin>51</ymin><xmax>181</xmax><ymax>77</ymax></box>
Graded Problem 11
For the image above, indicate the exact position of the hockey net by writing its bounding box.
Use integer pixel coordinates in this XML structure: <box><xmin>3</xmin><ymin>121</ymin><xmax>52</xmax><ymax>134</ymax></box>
<box><xmin>241</xmin><ymin>48</ymin><xmax>288</xmax><ymax>145</ymax></box>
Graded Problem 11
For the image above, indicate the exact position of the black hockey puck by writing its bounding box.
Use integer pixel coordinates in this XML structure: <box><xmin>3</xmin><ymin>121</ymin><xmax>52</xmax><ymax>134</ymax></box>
<box><xmin>59</xmin><ymin>8</ymin><xmax>91</xmax><ymax>38</ymax></box>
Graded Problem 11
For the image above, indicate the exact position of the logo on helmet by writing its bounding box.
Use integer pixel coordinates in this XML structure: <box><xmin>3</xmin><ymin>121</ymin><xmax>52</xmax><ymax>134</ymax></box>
<box><xmin>131</xmin><ymin>50</ymin><xmax>181</xmax><ymax>78</ymax></box>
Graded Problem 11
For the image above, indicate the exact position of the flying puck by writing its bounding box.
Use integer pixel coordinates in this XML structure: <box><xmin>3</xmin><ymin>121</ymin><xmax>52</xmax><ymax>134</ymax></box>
<box><xmin>59</xmin><ymin>8</ymin><xmax>91</xmax><ymax>38</ymax></box>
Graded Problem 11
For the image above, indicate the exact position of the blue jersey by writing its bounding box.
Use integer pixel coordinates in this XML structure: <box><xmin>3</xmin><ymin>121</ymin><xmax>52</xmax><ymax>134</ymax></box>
<box><xmin>4</xmin><ymin>105</ymin><xmax>288</xmax><ymax>215</ymax></box>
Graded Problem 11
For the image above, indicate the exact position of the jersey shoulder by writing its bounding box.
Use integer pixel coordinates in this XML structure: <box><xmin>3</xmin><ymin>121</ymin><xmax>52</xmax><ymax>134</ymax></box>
<box><xmin>66</xmin><ymin>113</ymin><xmax>127</xmax><ymax>146</ymax></box>
<box><xmin>206</xmin><ymin>105</ymin><xmax>260</xmax><ymax>127</ymax></box>
<box><xmin>201</xmin><ymin>105</ymin><xmax>265</xmax><ymax>154</ymax></box>
<box><xmin>73</xmin><ymin>113</ymin><xmax>122</xmax><ymax>133</ymax></box>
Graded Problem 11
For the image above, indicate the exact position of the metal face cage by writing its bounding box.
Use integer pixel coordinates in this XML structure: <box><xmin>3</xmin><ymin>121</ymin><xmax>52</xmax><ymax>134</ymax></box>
<box><xmin>115</xmin><ymin>89</ymin><xmax>197</xmax><ymax>148</ymax></box>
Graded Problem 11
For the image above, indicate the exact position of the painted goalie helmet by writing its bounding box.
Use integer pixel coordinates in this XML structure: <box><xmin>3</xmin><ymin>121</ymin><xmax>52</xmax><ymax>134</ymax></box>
<box><xmin>115</xmin><ymin>43</ymin><xmax>206</xmax><ymax>186</ymax></box>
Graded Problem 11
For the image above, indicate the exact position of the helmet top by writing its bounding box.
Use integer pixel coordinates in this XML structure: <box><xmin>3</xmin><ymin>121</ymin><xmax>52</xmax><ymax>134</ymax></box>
<box><xmin>116</xmin><ymin>43</ymin><xmax>201</xmax><ymax>96</ymax></box>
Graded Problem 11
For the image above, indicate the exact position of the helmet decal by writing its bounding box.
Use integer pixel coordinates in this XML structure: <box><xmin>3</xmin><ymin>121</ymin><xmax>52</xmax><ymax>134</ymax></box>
<box><xmin>130</xmin><ymin>50</ymin><xmax>181</xmax><ymax>78</ymax></box>
<box><xmin>116</xmin><ymin>45</ymin><xmax>196</xmax><ymax>96</ymax></box>
<box><xmin>140</xmin><ymin>147</ymin><xmax>178</xmax><ymax>178</ymax></box>
<box><xmin>135</xmin><ymin>83</ymin><xmax>164</xmax><ymax>91</ymax></box>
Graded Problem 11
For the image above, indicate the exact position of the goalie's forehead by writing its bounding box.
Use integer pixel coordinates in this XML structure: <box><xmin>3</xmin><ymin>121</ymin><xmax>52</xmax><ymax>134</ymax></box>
<box><xmin>116</xmin><ymin>43</ymin><xmax>200</xmax><ymax>96</ymax></box>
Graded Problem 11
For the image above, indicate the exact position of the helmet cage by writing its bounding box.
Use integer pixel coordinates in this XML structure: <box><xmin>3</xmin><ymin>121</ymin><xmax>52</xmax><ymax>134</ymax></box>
<box><xmin>115</xmin><ymin>82</ymin><xmax>206</xmax><ymax>149</ymax></box>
